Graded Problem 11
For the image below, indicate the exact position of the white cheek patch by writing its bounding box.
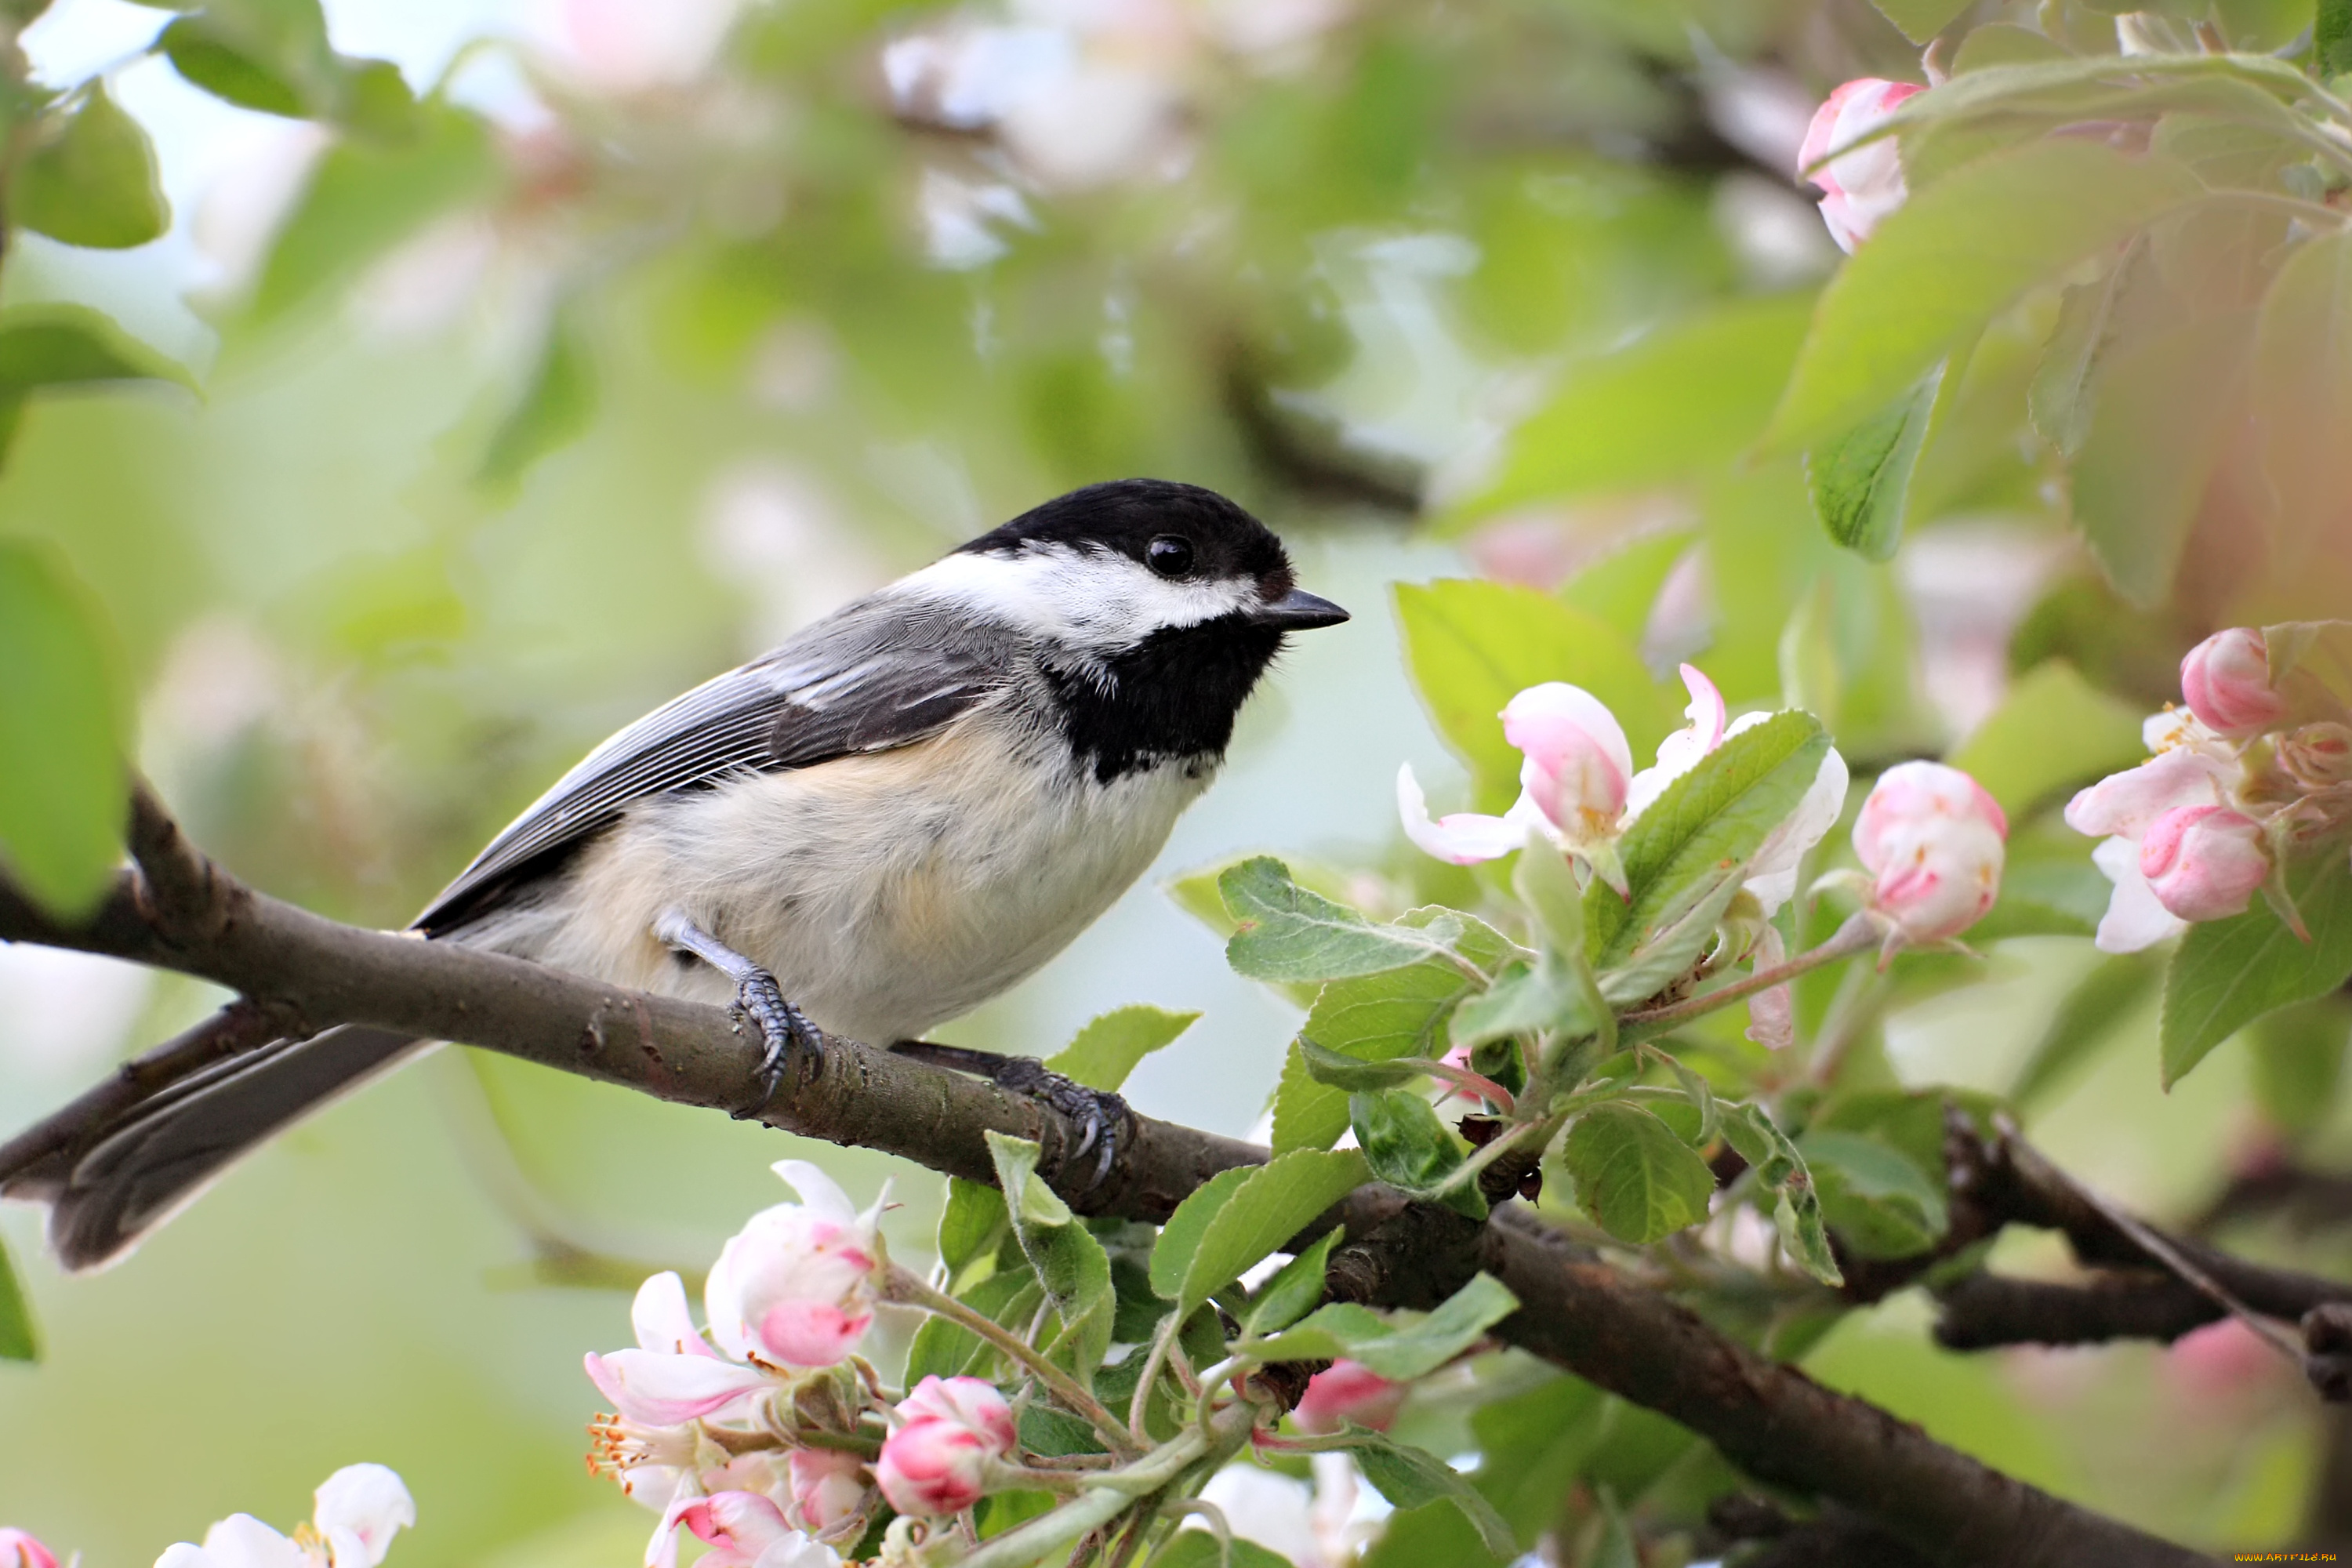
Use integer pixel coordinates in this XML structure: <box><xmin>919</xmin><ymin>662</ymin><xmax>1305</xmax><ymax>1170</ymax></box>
<box><xmin>898</xmin><ymin>546</ymin><xmax>1258</xmax><ymax>647</ymax></box>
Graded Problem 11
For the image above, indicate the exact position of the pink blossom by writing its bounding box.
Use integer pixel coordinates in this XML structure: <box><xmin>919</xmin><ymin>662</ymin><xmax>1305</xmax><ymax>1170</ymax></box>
<box><xmin>2139</xmin><ymin>804</ymin><xmax>2269</xmax><ymax>923</ymax></box>
<box><xmin>651</xmin><ymin>1493</ymin><xmax>840</xmax><ymax>1568</ymax></box>
<box><xmin>1853</xmin><ymin>762</ymin><xmax>2006</xmax><ymax>942</ymax></box>
<box><xmin>705</xmin><ymin>1161</ymin><xmax>887</xmax><ymax>1369</ymax></box>
<box><xmin>2180</xmin><ymin>627</ymin><xmax>2286</xmax><ymax>739</ymax></box>
<box><xmin>1293</xmin><ymin>1360</ymin><xmax>1407</xmax><ymax>1435</ymax></box>
<box><xmin>0</xmin><ymin>1531</ymin><xmax>56</xmax><ymax>1568</ymax></box>
<box><xmin>2067</xmin><ymin>707</ymin><xmax>2251</xmax><ymax>953</ymax></box>
<box><xmin>875</xmin><ymin>1376</ymin><xmax>1017</xmax><ymax>1516</ymax></box>
<box><xmin>1501</xmin><ymin>683</ymin><xmax>1635</xmax><ymax>841</ymax></box>
<box><xmin>1799</xmin><ymin>78</ymin><xmax>1924</xmax><ymax>252</ymax></box>
<box><xmin>788</xmin><ymin>1449</ymin><xmax>871</xmax><ymax>1532</ymax></box>
<box><xmin>1743</xmin><ymin>924</ymin><xmax>1795</xmax><ymax>1051</ymax></box>
<box><xmin>586</xmin><ymin>1270</ymin><xmax>773</xmax><ymax>1426</ymax></box>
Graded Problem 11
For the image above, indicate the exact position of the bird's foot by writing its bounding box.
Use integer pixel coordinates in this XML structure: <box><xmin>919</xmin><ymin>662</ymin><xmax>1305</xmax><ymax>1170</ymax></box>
<box><xmin>890</xmin><ymin>1043</ymin><xmax>1131</xmax><ymax>1192</ymax></box>
<box><xmin>729</xmin><ymin>969</ymin><xmax>822</xmax><ymax>1114</ymax></box>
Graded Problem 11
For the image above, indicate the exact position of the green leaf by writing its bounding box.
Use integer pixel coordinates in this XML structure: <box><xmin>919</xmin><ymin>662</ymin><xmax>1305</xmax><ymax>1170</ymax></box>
<box><xmin>0</xmin><ymin>1236</ymin><xmax>34</xmax><ymax>1363</ymax></box>
<box><xmin>1351</xmin><ymin>1088</ymin><xmax>1483</xmax><ymax>1218</ymax></box>
<box><xmin>985</xmin><ymin>1133</ymin><xmax>1114</xmax><ymax>1385</ymax></box>
<box><xmin>1952</xmin><ymin>23</ymin><xmax>2072</xmax><ymax>71</ymax></box>
<box><xmin>1044</xmin><ymin>1004</ymin><xmax>1200</xmax><ymax>1093</ymax></box>
<box><xmin>1722</xmin><ymin>1102</ymin><xmax>1842</xmax><ymax>1285</ymax></box>
<box><xmin>1393</xmin><ymin>580</ymin><xmax>1675</xmax><ymax>806</ymax></box>
<box><xmin>1594</xmin><ymin>865</ymin><xmax>1748</xmax><ymax>1011</ymax></box>
<box><xmin>2163</xmin><ymin>836</ymin><xmax>2352</xmax><ymax>1087</ymax></box>
<box><xmin>2071</xmin><ymin>308</ymin><xmax>2255</xmax><ymax>608</ymax></box>
<box><xmin>1298</xmin><ymin>1038</ymin><xmax>1436</xmax><ymax>1091</ymax></box>
<box><xmin>1806</xmin><ymin>358</ymin><xmax>1946</xmax><ymax>562</ymax></box>
<box><xmin>2030</xmin><ymin>239</ymin><xmax>2147</xmax><ymax>459</ymax></box>
<box><xmin>157</xmin><ymin>0</ymin><xmax>416</xmax><ymax>134</ymax></box>
<box><xmin>254</xmin><ymin>103</ymin><xmax>497</xmax><ymax>323</ymax></box>
<box><xmin>477</xmin><ymin>307</ymin><xmax>598</xmax><ymax>491</ymax></box>
<box><xmin>1275</xmin><ymin>909</ymin><xmax>1515</xmax><ymax>1153</ymax></box>
<box><xmin>1178</xmin><ymin>1148</ymin><xmax>1369</xmax><ymax>1318</ymax></box>
<box><xmin>1868</xmin><ymin>0</ymin><xmax>1971</xmax><ymax>44</ymax></box>
<box><xmin>2324</xmin><ymin>0</ymin><xmax>2352</xmax><ymax>78</ymax></box>
<box><xmin>1149</xmin><ymin>1165</ymin><xmax>1256</xmax><ymax>1300</ymax></box>
<box><xmin>906</xmin><ymin>1266</ymin><xmax>1037</xmax><ymax>1386</ymax></box>
<box><xmin>2253</xmin><ymin>228</ymin><xmax>2352</xmax><ymax>539</ymax></box>
<box><xmin>1443</xmin><ymin>293</ymin><xmax>1815</xmax><ymax>525</ymax></box>
<box><xmin>0</xmin><ymin>303</ymin><xmax>192</xmax><ymax>459</ymax></box>
<box><xmin>15</xmin><ymin>83</ymin><xmax>169</xmax><ymax>249</ymax></box>
<box><xmin>1588</xmin><ymin>712</ymin><xmax>1829</xmax><ymax>969</ymax></box>
<box><xmin>1944</xmin><ymin>659</ymin><xmax>2149</xmax><ymax>821</ymax></box>
<box><xmin>1254</xmin><ymin>1272</ymin><xmax>1519</xmax><ymax>1381</ymax></box>
<box><xmin>0</xmin><ymin>540</ymin><xmax>129</xmax><ymax>916</ymax></box>
<box><xmin>2249</xmin><ymin>997</ymin><xmax>2352</xmax><ymax>1137</ymax></box>
<box><xmin>1512</xmin><ymin>833</ymin><xmax>1586</xmax><ymax>957</ymax></box>
<box><xmin>1468</xmin><ymin>1375</ymin><xmax>1609</xmax><ymax>1545</ymax></box>
<box><xmin>1361</xmin><ymin>1501</ymin><xmax>1504</xmax><ymax>1568</ymax></box>
<box><xmin>1446</xmin><ymin>960</ymin><xmax>1591</xmax><ymax>1050</ymax></box>
<box><xmin>1801</xmin><ymin>1129</ymin><xmax>1947</xmax><ymax>1259</ymax></box>
<box><xmin>1766</xmin><ymin>140</ymin><xmax>2200</xmax><ymax>451</ymax></box>
<box><xmin>2012</xmin><ymin>950</ymin><xmax>2161</xmax><ymax>1111</ymax></box>
<box><xmin>1221</xmin><ymin>858</ymin><xmax>1454</xmax><ymax>983</ymax></box>
<box><xmin>1150</xmin><ymin>1532</ymin><xmax>1295</xmax><ymax>1568</ymax></box>
<box><xmin>1340</xmin><ymin>1430</ymin><xmax>1520</xmax><ymax>1559</ymax></box>
<box><xmin>1559</xmin><ymin>1102</ymin><xmax>1715</xmax><ymax>1244</ymax></box>
<box><xmin>937</xmin><ymin>1176</ymin><xmax>1009</xmax><ymax>1281</ymax></box>
<box><xmin>1244</xmin><ymin>1225</ymin><xmax>1344</xmax><ymax>1337</ymax></box>
<box><xmin>159</xmin><ymin>14</ymin><xmax>306</xmax><ymax>115</ymax></box>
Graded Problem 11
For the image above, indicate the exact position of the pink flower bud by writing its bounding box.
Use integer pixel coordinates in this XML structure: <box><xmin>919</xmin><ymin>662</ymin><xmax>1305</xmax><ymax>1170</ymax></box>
<box><xmin>1293</xmin><ymin>1359</ymin><xmax>1407</xmax><ymax>1435</ymax></box>
<box><xmin>705</xmin><ymin>1162</ymin><xmax>886</xmax><ymax>1369</ymax></box>
<box><xmin>0</xmin><ymin>1531</ymin><xmax>57</xmax><ymax>1568</ymax></box>
<box><xmin>2180</xmin><ymin>628</ymin><xmax>2286</xmax><ymax>739</ymax></box>
<box><xmin>876</xmin><ymin>1376</ymin><xmax>1017</xmax><ymax>1517</ymax></box>
<box><xmin>1502</xmin><ymin>683</ymin><xmax>1633</xmax><ymax>842</ymax></box>
<box><xmin>1853</xmin><ymin>762</ymin><xmax>2007</xmax><ymax>941</ymax></box>
<box><xmin>789</xmin><ymin>1448</ymin><xmax>871</xmax><ymax>1532</ymax></box>
<box><xmin>2139</xmin><ymin>804</ymin><xmax>2269</xmax><ymax>923</ymax></box>
<box><xmin>1799</xmin><ymin>78</ymin><xmax>1924</xmax><ymax>252</ymax></box>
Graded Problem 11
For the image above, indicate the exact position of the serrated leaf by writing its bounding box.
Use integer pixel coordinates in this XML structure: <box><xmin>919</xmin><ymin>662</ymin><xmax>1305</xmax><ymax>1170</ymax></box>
<box><xmin>1352</xmin><ymin>1089</ymin><xmax>1484</xmax><ymax>1219</ymax></box>
<box><xmin>0</xmin><ymin>540</ymin><xmax>128</xmax><ymax>917</ymax></box>
<box><xmin>1149</xmin><ymin>1166</ymin><xmax>1255</xmax><ymax>1301</ymax></box>
<box><xmin>0</xmin><ymin>1236</ymin><xmax>34</xmax><ymax>1363</ymax></box>
<box><xmin>1254</xmin><ymin>1272</ymin><xmax>1519</xmax><ymax>1381</ymax></box>
<box><xmin>1274</xmin><ymin>909</ymin><xmax>1515</xmax><ymax>1153</ymax></box>
<box><xmin>1244</xmin><ymin>1226</ymin><xmax>1344</xmax><ymax>1337</ymax></box>
<box><xmin>1221</xmin><ymin>857</ymin><xmax>1450</xmax><ymax>982</ymax></box>
<box><xmin>1806</xmin><ymin>358</ymin><xmax>1946</xmax><ymax>562</ymax></box>
<box><xmin>1044</xmin><ymin>1004</ymin><xmax>1199</xmax><ymax>1093</ymax></box>
<box><xmin>985</xmin><ymin>1133</ymin><xmax>1114</xmax><ymax>1385</ymax></box>
<box><xmin>1587</xmin><ymin>713</ymin><xmax>1829</xmax><ymax>968</ymax></box>
<box><xmin>938</xmin><ymin>1176</ymin><xmax>1009</xmax><ymax>1280</ymax></box>
<box><xmin>1446</xmin><ymin>960</ymin><xmax>1591</xmax><ymax>1049</ymax></box>
<box><xmin>16</xmin><ymin>83</ymin><xmax>169</xmax><ymax>249</ymax></box>
<box><xmin>1394</xmin><ymin>580</ymin><xmax>1674</xmax><ymax>807</ymax></box>
<box><xmin>1766</xmin><ymin>140</ymin><xmax>2200</xmax><ymax>451</ymax></box>
<box><xmin>1559</xmin><ymin>1103</ymin><xmax>1715</xmax><ymax>1244</ymax></box>
<box><xmin>1802</xmin><ymin>1129</ymin><xmax>1947</xmax><ymax>1260</ymax></box>
<box><xmin>1722</xmin><ymin>1103</ymin><xmax>1842</xmax><ymax>1285</ymax></box>
<box><xmin>1337</xmin><ymin>1429</ymin><xmax>1519</xmax><ymax>1559</ymax></box>
<box><xmin>1595</xmin><ymin>866</ymin><xmax>1748</xmax><ymax>1011</ymax></box>
<box><xmin>2163</xmin><ymin>837</ymin><xmax>2352</xmax><ymax>1087</ymax></box>
<box><xmin>1178</xmin><ymin>1149</ymin><xmax>1368</xmax><ymax>1317</ymax></box>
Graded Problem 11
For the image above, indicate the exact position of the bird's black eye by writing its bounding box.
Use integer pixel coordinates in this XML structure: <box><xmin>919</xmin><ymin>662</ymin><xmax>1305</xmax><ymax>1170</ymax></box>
<box><xmin>1146</xmin><ymin>535</ymin><xmax>1196</xmax><ymax>579</ymax></box>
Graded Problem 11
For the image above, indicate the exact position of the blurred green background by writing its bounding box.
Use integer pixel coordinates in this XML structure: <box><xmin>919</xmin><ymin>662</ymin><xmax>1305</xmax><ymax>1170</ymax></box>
<box><xmin>0</xmin><ymin>0</ymin><xmax>2341</xmax><ymax>1559</ymax></box>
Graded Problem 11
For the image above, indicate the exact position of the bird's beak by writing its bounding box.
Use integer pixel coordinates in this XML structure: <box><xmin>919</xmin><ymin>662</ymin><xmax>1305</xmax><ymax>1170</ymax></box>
<box><xmin>1250</xmin><ymin>586</ymin><xmax>1349</xmax><ymax>630</ymax></box>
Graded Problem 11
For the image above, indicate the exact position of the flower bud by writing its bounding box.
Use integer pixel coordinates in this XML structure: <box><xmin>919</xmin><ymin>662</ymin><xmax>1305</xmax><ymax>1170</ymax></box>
<box><xmin>876</xmin><ymin>1376</ymin><xmax>1018</xmax><ymax>1517</ymax></box>
<box><xmin>1799</xmin><ymin>78</ymin><xmax>1924</xmax><ymax>252</ymax></box>
<box><xmin>789</xmin><ymin>1448</ymin><xmax>872</xmax><ymax>1532</ymax></box>
<box><xmin>2180</xmin><ymin>628</ymin><xmax>2286</xmax><ymax>739</ymax></box>
<box><xmin>1293</xmin><ymin>1359</ymin><xmax>1407</xmax><ymax>1435</ymax></box>
<box><xmin>2139</xmin><ymin>804</ymin><xmax>2269</xmax><ymax>923</ymax></box>
<box><xmin>312</xmin><ymin>1466</ymin><xmax>415</xmax><ymax>1568</ymax></box>
<box><xmin>2280</xmin><ymin>722</ymin><xmax>2352</xmax><ymax>790</ymax></box>
<box><xmin>1501</xmin><ymin>683</ymin><xmax>1634</xmax><ymax>842</ymax></box>
<box><xmin>0</xmin><ymin>1531</ymin><xmax>57</xmax><ymax>1568</ymax></box>
<box><xmin>1853</xmin><ymin>761</ymin><xmax>2007</xmax><ymax>941</ymax></box>
<box><xmin>706</xmin><ymin>1162</ymin><xmax>887</xmax><ymax>1369</ymax></box>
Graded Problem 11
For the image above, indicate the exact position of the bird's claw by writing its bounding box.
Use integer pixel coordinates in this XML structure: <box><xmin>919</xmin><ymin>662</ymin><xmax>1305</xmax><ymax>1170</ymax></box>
<box><xmin>729</xmin><ymin>969</ymin><xmax>822</xmax><ymax>1116</ymax></box>
<box><xmin>994</xmin><ymin>1056</ymin><xmax>1130</xmax><ymax>1192</ymax></box>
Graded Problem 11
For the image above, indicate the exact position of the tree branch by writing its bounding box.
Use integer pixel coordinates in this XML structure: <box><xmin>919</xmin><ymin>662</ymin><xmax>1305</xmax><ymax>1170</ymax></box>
<box><xmin>0</xmin><ymin>804</ymin><xmax>2216</xmax><ymax>1568</ymax></box>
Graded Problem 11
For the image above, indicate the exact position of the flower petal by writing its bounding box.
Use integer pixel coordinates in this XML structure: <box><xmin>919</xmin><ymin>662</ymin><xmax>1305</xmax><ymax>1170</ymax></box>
<box><xmin>771</xmin><ymin>1160</ymin><xmax>858</xmax><ymax>1227</ymax></box>
<box><xmin>2064</xmin><ymin>748</ymin><xmax>2230</xmax><ymax>840</ymax></box>
<box><xmin>631</xmin><ymin>1271</ymin><xmax>713</xmax><ymax>1358</ymax></box>
<box><xmin>312</xmin><ymin>1465</ymin><xmax>415</xmax><ymax>1568</ymax></box>
<box><xmin>586</xmin><ymin>1348</ymin><xmax>772</xmax><ymax>1427</ymax></box>
<box><xmin>1746</xmin><ymin>746</ymin><xmax>1849</xmax><ymax>914</ymax></box>
<box><xmin>1397</xmin><ymin>764</ymin><xmax>1524</xmax><ymax>864</ymax></box>
<box><xmin>2091</xmin><ymin>836</ymin><xmax>2187</xmax><ymax>954</ymax></box>
<box><xmin>195</xmin><ymin>1517</ymin><xmax>310</xmax><ymax>1568</ymax></box>
<box><xmin>1744</xmin><ymin>925</ymin><xmax>1794</xmax><ymax>1051</ymax></box>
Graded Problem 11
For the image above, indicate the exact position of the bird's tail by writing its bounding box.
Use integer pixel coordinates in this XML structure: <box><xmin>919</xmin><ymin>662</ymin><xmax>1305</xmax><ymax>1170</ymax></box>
<box><xmin>0</xmin><ymin>1019</ymin><xmax>426</xmax><ymax>1272</ymax></box>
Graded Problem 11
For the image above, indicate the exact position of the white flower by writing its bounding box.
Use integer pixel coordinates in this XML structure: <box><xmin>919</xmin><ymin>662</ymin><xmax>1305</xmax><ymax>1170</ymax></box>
<box><xmin>152</xmin><ymin>1466</ymin><xmax>413</xmax><ymax>1568</ymax></box>
<box><xmin>705</xmin><ymin>1162</ymin><xmax>888</xmax><ymax>1369</ymax></box>
<box><xmin>586</xmin><ymin>1270</ymin><xmax>774</xmax><ymax>1427</ymax></box>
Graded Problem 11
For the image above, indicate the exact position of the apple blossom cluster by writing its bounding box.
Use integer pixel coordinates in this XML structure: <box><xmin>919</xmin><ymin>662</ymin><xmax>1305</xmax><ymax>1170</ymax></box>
<box><xmin>1398</xmin><ymin>665</ymin><xmax>2007</xmax><ymax>1042</ymax></box>
<box><xmin>2</xmin><ymin>1465</ymin><xmax>416</xmax><ymax>1568</ymax></box>
<box><xmin>1800</xmin><ymin>77</ymin><xmax>1921</xmax><ymax>251</ymax></box>
<box><xmin>2066</xmin><ymin>627</ymin><xmax>2352</xmax><ymax>953</ymax></box>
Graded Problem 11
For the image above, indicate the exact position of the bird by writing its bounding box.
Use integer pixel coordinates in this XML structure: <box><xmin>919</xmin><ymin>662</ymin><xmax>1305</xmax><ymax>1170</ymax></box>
<box><xmin>1</xmin><ymin>478</ymin><xmax>1347</xmax><ymax>1270</ymax></box>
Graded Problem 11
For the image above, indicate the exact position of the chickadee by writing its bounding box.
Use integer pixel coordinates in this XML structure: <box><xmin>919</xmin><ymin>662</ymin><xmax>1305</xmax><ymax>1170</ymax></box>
<box><xmin>2</xmin><ymin>479</ymin><xmax>1346</xmax><ymax>1269</ymax></box>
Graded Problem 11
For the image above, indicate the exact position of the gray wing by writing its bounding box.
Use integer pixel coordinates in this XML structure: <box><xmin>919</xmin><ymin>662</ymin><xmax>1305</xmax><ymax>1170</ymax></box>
<box><xmin>415</xmin><ymin>598</ymin><xmax>1010</xmax><ymax>934</ymax></box>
